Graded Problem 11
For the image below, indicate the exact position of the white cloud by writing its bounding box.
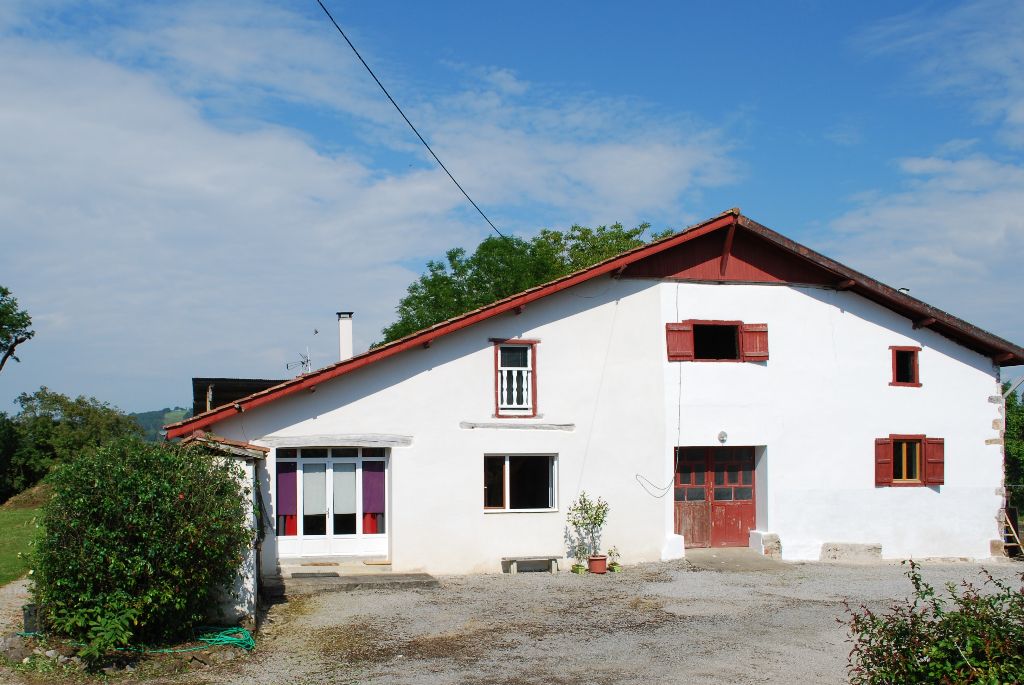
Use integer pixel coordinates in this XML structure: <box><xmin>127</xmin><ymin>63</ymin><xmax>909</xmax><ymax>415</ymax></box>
<box><xmin>0</xmin><ymin>1</ymin><xmax>736</xmax><ymax>409</ymax></box>
<box><xmin>823</xmin><ymin>121</ymin><xmax>862</xmax><ymax>147</ymax></box>
<box><xmin>858</xmin><ymin>0</ymin><xmax>1024</xmax><ymax>147</ymax></box>
<box><xmin>827</xmin><ymin>0</ymin><xmax>1024</xmax><ymax>353</ymax></box>
<box><xmin>828</xmin><ymin>152</ymin><xmax>1024</xmax><ymax>343</ymax></box>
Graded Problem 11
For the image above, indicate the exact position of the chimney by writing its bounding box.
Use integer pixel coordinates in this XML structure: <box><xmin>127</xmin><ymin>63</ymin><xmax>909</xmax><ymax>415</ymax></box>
<box><xmin>337</xmin><ymin>311</ymin><xmax>354</xmax><ymax>361</ymax></box>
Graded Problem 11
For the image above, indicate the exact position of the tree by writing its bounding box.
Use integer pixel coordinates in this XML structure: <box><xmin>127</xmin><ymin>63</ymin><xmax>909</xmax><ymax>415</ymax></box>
<box><xmin>1006</xmin><ymin>382</ymin><xmax>1023</xmax><ymax>511</ymax></box>
<box><xmin>0</xmin><ymin>285</ymin><xmax>34</xmax><ymax>373</ymax></box>
<box><xmin>0</xmin><ymin>387</ymin><xmax>143</xmax><ymax>502</ymax></box>
<box><xmin>380</xmin><ymin>222</ymin><xmax>672</xmax><ymax>343</ymax></box>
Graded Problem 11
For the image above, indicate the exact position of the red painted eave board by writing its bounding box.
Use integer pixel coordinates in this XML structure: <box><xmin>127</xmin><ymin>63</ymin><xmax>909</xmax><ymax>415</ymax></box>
<box><xmin>165</xmin><ymin>209</ymin><xmax>1024</xmax><ymax>438</ymax></box>
<box><xmin>165</xmin><ymin>211</ymin><xmax>741</xmax><ymax>438</ymax></box>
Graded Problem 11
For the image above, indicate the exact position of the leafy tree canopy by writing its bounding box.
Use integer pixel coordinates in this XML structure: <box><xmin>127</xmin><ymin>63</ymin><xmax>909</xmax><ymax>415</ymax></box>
<box><xmin>1006</xmin><ymin>382</ymin><xmax>1023</xmax><ymax>511</ymax></box>
<box><xmin>0</xmin><ymin>285</ymin><xmax>34</xmax><ymax>373</ymax></box>
<box><xmin>380</xmin><ymin>222</ymin><xmax>672</xmax><ymax>343</ymax></box>
<box><xmin>0</xmin><ymin>387</ymin><xmax>142</xmax><ymax>502</ymax></box>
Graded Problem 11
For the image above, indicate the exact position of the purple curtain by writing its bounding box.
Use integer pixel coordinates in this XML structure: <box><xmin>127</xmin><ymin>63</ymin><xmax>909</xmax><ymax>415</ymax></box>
<box><xmin>362</xmin><ymin>461</ymin><xmax>385</xmax><ymax>514</ymax></box>
<box><xmin>277</xmin><ymin>462</ymin><xmax>297</xmax><ymax>516</ymax></box>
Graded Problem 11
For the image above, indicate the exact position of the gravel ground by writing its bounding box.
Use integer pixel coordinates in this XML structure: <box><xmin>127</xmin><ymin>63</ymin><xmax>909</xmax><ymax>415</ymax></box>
<box><xmin>182</xmin><ymin>555</ymin><xmax>1021</xmax><ymax>685</ymax></box>
<box><xmin>0</xmin><ymin>580</ymin><xmax>29</xmax><ymax>638</ymax></box>
<box><xmin>1</xmin><ymin>556</ymin><xmax>1021</xmax><ymax>685</ymax></box>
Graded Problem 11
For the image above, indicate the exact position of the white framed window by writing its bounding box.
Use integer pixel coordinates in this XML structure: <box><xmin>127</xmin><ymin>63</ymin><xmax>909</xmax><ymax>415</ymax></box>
<box><xmin>494</xmin><ymin>340</ymin><xmax>537</xmax><ymax>416</ymax></box>
<box><xmin>483</xmin><ymin>454</ymin><xmax>557</xmax><ymax>511</ymax></box>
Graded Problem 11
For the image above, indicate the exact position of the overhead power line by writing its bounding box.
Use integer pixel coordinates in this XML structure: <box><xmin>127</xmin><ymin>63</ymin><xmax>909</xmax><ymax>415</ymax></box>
<box><xmin>314</xmin><ymin>0</ymin><xmax>508</xmax><ymax>240</ymax></box>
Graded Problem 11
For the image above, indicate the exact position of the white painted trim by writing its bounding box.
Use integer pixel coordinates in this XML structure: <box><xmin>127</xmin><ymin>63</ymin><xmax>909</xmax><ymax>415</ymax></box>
<box><xmin>261</xmin><ymin>434</ymin><xmax>412</xmax><ymax>447</ymax></box>
<box><xmin>460</xmin><ymin>421</ymin><xmax>574</xmax><ymax>431</ymax></box>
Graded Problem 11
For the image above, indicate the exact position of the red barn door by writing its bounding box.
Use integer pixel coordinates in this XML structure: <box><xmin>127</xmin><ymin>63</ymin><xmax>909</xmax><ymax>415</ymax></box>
<box><xmin>674</xmin><ymin>447</ymin><xmax>756</xmax><ymax>548</ymax></box>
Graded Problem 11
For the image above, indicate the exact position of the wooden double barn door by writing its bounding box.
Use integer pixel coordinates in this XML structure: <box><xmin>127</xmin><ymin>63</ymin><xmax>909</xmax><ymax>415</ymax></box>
<box><xmin>674</xmin><ymin>447</ymin><xmax>756</xmax><ymax>548</ymax></box>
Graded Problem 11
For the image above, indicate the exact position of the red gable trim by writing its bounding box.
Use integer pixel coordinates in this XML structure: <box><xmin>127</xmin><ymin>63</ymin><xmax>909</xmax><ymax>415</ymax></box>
<box><xmin>165</xmin><ymin>211</ymin><xmax>741</xmax><ymax>438</ymax></box>
<box><xmin>732</xmin><ymin>216</ymin><xmax>1024</xmax><ymax>364</ymax></box>
<box><xmin>166</xmin><ymin>208</ymin><xmax>1024</xmax><ymax>438</ymax></box>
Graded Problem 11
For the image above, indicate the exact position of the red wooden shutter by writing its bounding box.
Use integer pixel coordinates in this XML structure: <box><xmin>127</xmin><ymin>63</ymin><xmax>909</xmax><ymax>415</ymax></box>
<box><xmin>874</xmin><ymin>438</ymin><xmax>893</xmax><ymax>486</ymax></box>
<box><xmin>666</xmin><ymin>323</ymin><xmax>695</xmax><ymax>361</ymax></box>
<box><xmin>740</xmin><ymin>323</ymin><xmax>769</xmax><ymax>361</ymax></box>
<box><xmin>923</xmin><ymin>438</ymin><xmax>945</xmax><ymax>486</ymax></box>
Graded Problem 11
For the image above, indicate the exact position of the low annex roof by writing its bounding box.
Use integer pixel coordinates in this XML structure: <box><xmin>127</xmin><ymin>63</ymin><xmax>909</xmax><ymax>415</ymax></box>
<box><xmin>165</xmin><ymin>209</ymin><xmax>1024</xmax><ymax>439</ymax></box>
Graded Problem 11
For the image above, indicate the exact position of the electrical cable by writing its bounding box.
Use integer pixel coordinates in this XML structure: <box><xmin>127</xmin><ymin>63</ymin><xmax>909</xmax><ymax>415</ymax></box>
<box><xmin>574</xmin><ymin>298</ymin><xmax>620</xmax><ymax>493</ymax></box>
<box><xmin>314</xmin><ymin>0</ymin><xmax>508</xmax><ymax>240</ymax></box>
<box><xmin>635</xmin><ymin>282</ymin><xmax>683</xmax><ymax>498</ymax></box>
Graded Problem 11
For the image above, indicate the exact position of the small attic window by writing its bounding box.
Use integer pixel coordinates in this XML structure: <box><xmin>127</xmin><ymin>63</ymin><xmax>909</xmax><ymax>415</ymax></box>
<box><xmin>890</xmin><ymin>346</ymin><xmax>921</xmax><ymax>387</ymax></box>
<box><xmin>694</xmin><ymin>324</ymin><xmax>740</xmax><ymax>361</ymax></box>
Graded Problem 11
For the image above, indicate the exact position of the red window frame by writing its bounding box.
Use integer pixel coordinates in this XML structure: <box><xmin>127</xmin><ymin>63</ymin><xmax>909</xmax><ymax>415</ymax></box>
<box><xmin>492</xmin><ymin>339</ymin><xmax>539</xmax><ymax>418</ymax></box>
<box><xmin>874</xmin><ymin>434</ymin><xmax>944</xmax><ymax>487</ymax></box>
<box><xmin>889</xmin><ymin>346</ymin><xmax>922</xmax><ymax>387</ymax></box>
<box><xmin>666</xmin><ymin>320</ymin><xmax>769</xmax><ymax>362</ymax></box>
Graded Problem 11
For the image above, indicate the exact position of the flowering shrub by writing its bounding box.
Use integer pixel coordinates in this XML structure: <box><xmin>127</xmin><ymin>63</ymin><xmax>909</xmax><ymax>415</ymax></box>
<box><xmin>844</xmin><ymin>560</ymin><xmax>1024</xmax><ymax>684</ymax></box>
<box><xmin>31</xmin><ymin>437</ymin><xmax>251</xmax><ymax>660</ymax></box>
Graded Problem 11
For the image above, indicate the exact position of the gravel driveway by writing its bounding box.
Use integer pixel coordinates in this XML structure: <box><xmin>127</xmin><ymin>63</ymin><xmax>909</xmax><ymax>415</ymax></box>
<box><xmin>2</xmin><ymin>554</ymin><xmax>1020</xmax><ymax>684</ymax></box>
<box><xmin>179</xmin><ymin>552</ymin><xmax>1022</xmax><ymax>685</ymax></box>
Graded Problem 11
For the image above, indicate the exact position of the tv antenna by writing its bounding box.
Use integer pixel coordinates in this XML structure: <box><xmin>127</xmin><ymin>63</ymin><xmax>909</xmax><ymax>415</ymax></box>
<box><xmin>286</xmin><ymin>347</ymin><xmax>312</xmax><ymax>375</ymax></box>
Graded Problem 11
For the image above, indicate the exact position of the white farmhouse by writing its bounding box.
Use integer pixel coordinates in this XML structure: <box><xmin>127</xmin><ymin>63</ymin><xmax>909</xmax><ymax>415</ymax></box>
<box><xmin>166</xmin><ymin>209</ymin><xmax>1023</xmax><ymax>580</ymax></box>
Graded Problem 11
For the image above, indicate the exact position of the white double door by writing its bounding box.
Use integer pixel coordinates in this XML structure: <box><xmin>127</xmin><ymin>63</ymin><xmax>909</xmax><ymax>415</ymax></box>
<box><xmin>279</xmin><ymin>452</ymin><xmax>388</xmax><ymax>558</ymax></box>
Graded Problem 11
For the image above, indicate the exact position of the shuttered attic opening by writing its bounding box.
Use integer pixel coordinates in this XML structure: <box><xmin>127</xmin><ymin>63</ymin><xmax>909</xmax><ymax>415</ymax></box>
<box><xmin>666</xmin><ymin>321</ymin><xmax>769</xmax><ymax>362</ymax></box>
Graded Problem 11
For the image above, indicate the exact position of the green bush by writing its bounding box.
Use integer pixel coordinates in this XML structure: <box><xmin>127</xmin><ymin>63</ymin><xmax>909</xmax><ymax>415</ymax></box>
<box><xmin>31</xmin><ymin>437</ymin><xmax>251</xmax><ymax>659</ymax></box>
<box><xmin>844</xmin><ymin>561</ymin><xmax>1024</xmax><ymax>684</ymax></box>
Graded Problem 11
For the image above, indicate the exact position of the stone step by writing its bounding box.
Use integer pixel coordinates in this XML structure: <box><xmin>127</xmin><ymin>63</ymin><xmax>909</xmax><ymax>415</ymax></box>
<box><xmin>262</xmin><ymin>573</ymin><xmax>438</xmax><ymax>598</ymax></box>
<box><xmin>276</xmin><ymin>556</ymin><xmax>392</xmax><ymax>577</ymax></box>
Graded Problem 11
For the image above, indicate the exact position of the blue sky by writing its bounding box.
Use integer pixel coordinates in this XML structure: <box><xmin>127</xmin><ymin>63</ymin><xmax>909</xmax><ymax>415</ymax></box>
<box><xmin>1</xmin><ymin>0</ymin><xmax>1022</xmax><ymax>412</ymax></box>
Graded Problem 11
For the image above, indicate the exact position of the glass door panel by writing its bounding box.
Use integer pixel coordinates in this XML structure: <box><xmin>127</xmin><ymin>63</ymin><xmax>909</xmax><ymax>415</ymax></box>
<box><xmin>302</xmin><ymin>463</ymin><xmax>327</xmax><ymax>535</ymax></box>
<box><xmin>276</xmin><ymin>462</ymin><xmax>297</xmax><ymax>536</ymax></box>
<box><xmin>362</xmin><ymin>461</ymin><xmax>386</xmax><ymax>534</ymax></box>
<box><xmin>332</xmin><ymin>462</ymin><xmax>357</xmax><ymax>535</ymax></box>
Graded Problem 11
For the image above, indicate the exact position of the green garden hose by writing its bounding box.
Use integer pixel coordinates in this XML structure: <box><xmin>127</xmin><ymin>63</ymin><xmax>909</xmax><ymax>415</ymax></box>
<box><xmin>16</xmin><ymin>626</ymin><xmax>255</xmax><ymax>653</ymax></box>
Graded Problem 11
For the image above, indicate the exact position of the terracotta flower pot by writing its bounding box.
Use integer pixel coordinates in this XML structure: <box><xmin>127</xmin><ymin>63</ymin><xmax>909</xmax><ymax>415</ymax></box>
<box><xmin>587</xmin><ymin>555</ymin><xmax>608</xmax><ymax>574</ymax></box>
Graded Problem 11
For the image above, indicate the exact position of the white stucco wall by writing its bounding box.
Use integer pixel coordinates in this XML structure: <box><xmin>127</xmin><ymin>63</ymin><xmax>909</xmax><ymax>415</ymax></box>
<box><xmin>214</xmin><ymin>457</ymin><xmax>258</xmax><ymax>624</ymax></box>
<box><xmin>217</xmin><ymin>277</ymin><xmax>673</xmax><ymax>574</ymax></box>
<box><xmin>209</xmin><ymin>277</ymin><xmax>1004</xmax><ymax>573</ymax></box>
<box><xmin>660</xmin><ymin>282</ymin><xmax>1004</xmax><ymax>561</ymax></box>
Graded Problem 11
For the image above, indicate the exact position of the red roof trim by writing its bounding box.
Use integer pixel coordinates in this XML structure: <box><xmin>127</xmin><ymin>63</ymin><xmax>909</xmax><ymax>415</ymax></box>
<box><xmin>165</xmin><ymin>209</ymin><xmax>1023</xmax><ymax>438</ymax></box>
<box><xmin>166</xmin><ymin>211</ymin><xmax>740</xmax><ymax>438</ymax></box>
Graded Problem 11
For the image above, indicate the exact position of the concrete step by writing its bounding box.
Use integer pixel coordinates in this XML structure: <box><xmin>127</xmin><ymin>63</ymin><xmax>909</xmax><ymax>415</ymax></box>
<box><xmin>262</xmin><ymin>573</ymin><xmax>438</xmax><ymax>598</ymax></box>
<box><xmin>277</xmin><ymin>556</ymin><xmax>392</xmax><ymax>578</ymax></box>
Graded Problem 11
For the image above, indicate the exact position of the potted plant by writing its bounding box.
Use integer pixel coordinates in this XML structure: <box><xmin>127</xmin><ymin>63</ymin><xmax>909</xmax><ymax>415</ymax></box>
<box><xmin>570</xmin><ymin>542</ymin><xmax>588</xmax><ymax>575</ymax></box>
<box><xmin>607</xmin><ymin>546</ymin><xmax>623</xmax><ymax>573</ymax></box>
<box><xmin>566</xmin><ymin>491</ymin><xmax>610</xmax><ymax>574</ymax></box>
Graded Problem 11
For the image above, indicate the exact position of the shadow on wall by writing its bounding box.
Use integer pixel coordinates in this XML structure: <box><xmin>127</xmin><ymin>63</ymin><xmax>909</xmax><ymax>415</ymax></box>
<box><xmin>798</xmin><ymin>287</ymin><xmax>997</xmax><ymax>377</ymax></box>
<box><xmin>220</xmin><ymin>277</ymin><xmax>654</xmax><ymax>439</ymax></box>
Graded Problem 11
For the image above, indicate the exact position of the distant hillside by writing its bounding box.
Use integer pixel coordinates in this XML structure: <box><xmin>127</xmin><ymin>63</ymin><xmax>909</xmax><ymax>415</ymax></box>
<box><xmin>131</xmin><ymin>407</ymin><xmax>191</xmax><ymax>442</ymax></box>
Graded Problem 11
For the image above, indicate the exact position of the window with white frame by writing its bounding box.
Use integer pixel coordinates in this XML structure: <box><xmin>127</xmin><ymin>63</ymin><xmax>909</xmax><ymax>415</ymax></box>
<box><xmin>483</xmin><ymin>454</ymin><xmax>556</xmax><ymax>510</ymax></box>
<box><xmin>495</xmin><ymin>341</ymin><xmax>536</xmax><ymax>415</ymax></box>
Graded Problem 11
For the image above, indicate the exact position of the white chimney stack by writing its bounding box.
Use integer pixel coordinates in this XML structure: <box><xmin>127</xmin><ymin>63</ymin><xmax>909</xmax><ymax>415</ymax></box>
<box><xmin>337</xmin><ymin>311</ymin><xmax>353</xmax><ymax>361</ymax></box>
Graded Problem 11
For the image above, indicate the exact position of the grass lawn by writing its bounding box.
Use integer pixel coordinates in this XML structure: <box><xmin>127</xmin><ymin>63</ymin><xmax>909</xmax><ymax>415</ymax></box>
<box><xmin>0</xmin><ymin>486</ymin><xmax>45</xmax><ymax>586</ymax></box>
<box><xmin>0</xmin><ymin>506</ymin><xmax>38</xmax><ymax>586</ymax></box>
